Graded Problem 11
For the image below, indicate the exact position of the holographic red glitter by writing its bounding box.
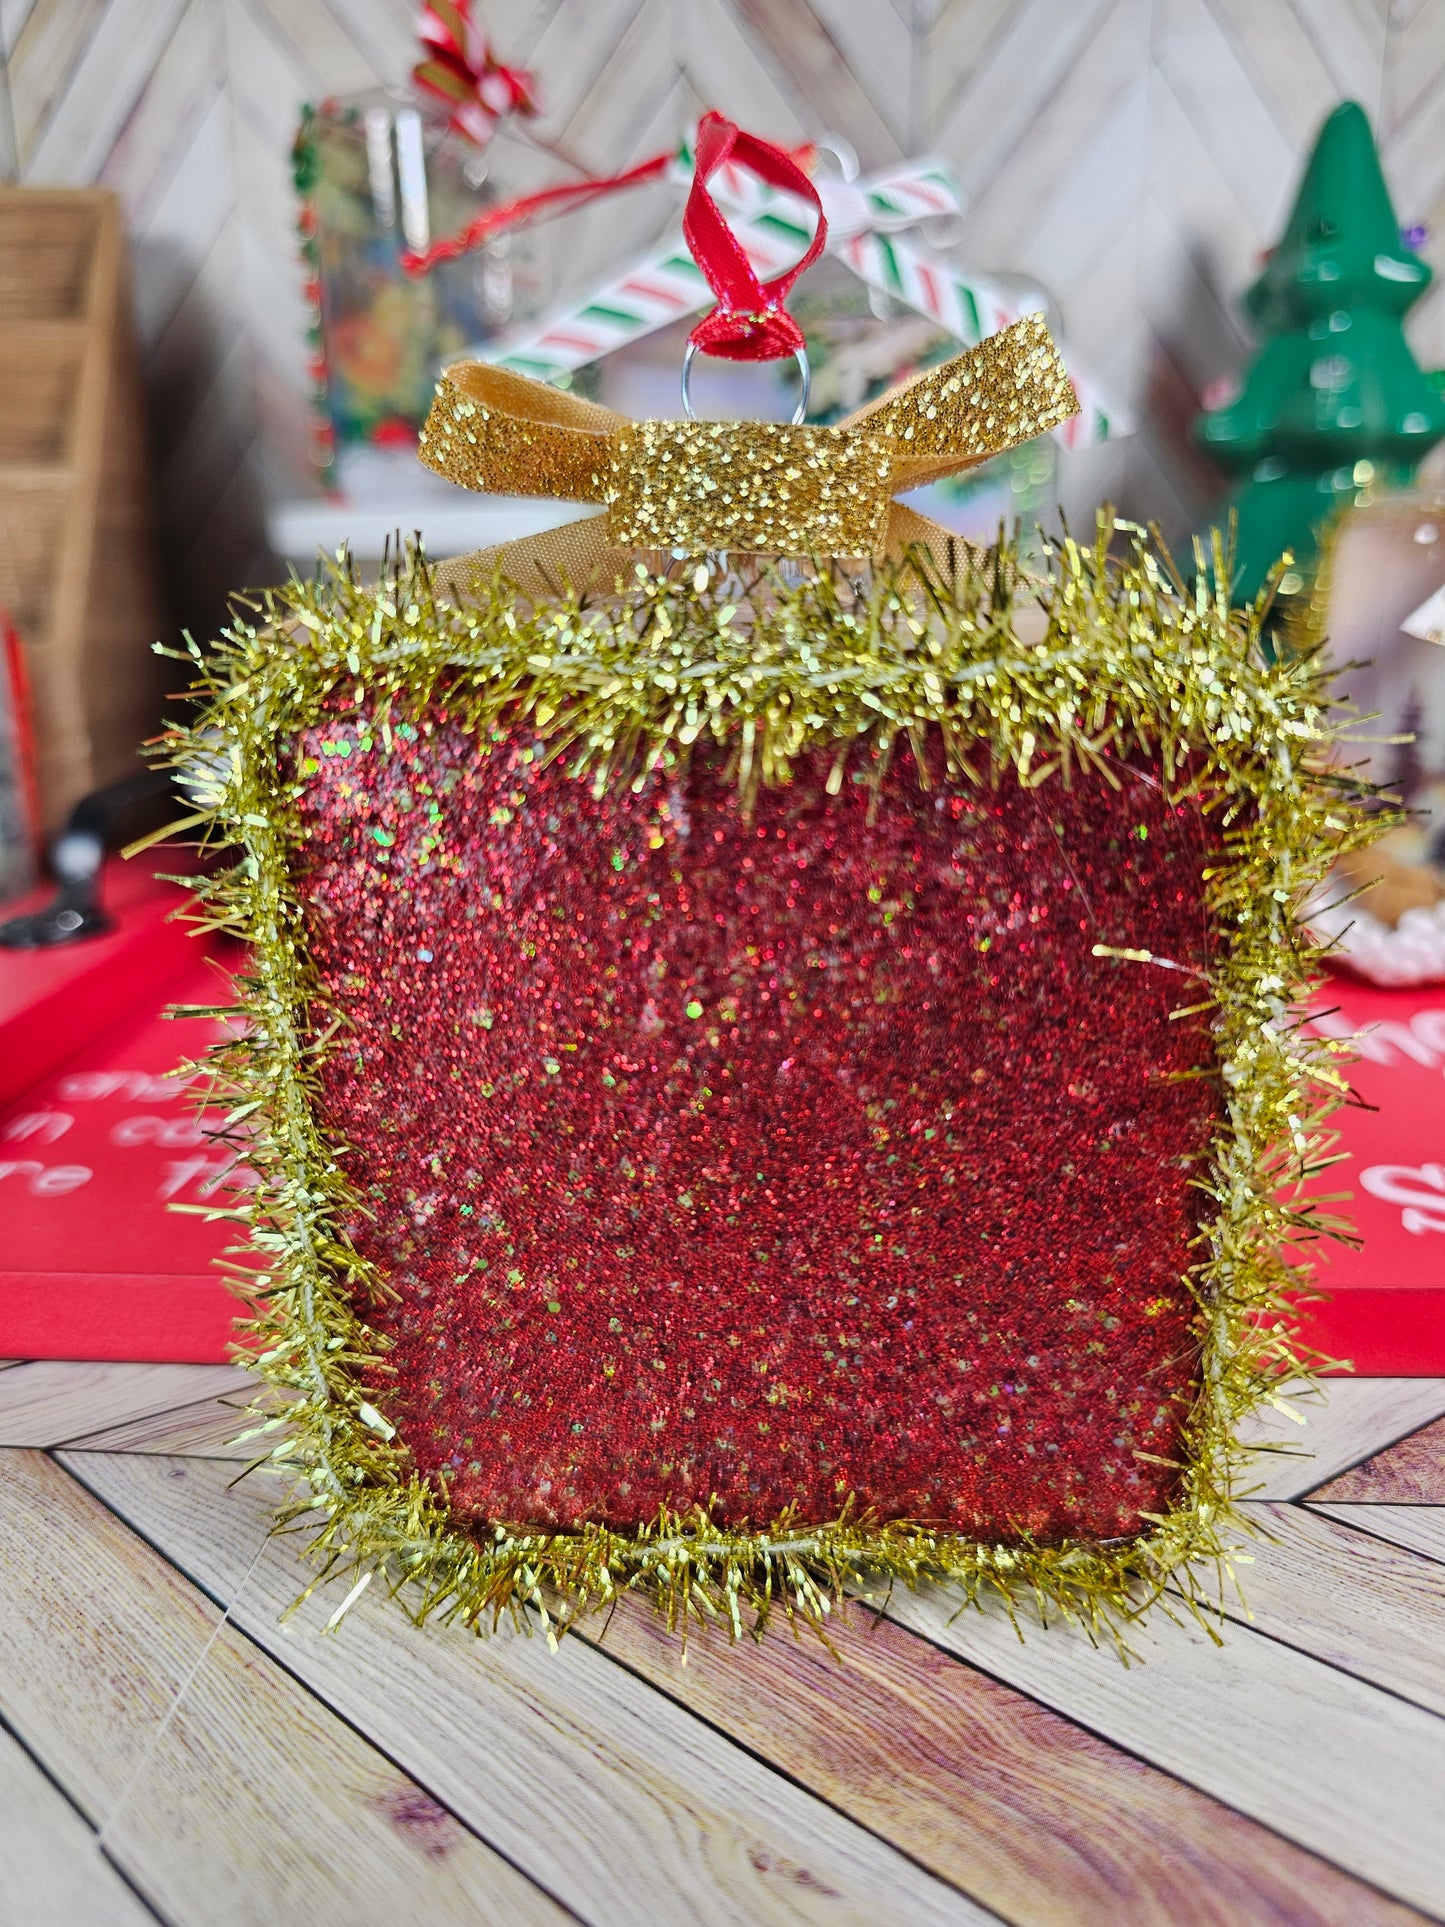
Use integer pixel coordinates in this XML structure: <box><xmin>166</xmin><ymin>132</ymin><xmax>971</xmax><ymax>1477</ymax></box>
<box><xmin>295</xmin><ymin>705</ymin><xmax>1219</xmax><ymax>1544</ymax></box>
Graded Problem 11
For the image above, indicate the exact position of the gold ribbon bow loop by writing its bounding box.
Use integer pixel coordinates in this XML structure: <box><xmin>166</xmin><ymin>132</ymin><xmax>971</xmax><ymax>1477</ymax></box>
<box><xmin>418</xmin><ymin>312</ymin><xmax>1078</xmax><ymax>599</ymax></box>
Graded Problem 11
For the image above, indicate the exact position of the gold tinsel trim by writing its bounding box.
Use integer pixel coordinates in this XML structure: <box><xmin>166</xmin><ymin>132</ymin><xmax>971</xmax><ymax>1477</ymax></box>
<box><xmin>158</xmin><ymin>518</ymin><xmax>1377</xmax><ymax>1649</ymax></box>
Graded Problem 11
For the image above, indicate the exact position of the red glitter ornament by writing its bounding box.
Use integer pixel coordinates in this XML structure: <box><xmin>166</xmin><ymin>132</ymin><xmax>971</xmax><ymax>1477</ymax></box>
<box><xmin>295</xmin><ymin>705</ymin><xmax>1218</xmax><ymax>1544</ymax></box>
<box><xmin>175</xmin><ymin>140</ymin><xmax>1373</xmax><ymax>1638</ymax></box>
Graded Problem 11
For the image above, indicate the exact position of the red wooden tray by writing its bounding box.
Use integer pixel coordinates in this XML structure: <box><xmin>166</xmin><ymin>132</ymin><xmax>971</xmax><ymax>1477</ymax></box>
<box><xmin>0</xmin><ymin>863</ymin><xmax>244</xmax><ymax>1362</ymax></box>
<box><xmin>1295</xmin><ymin>974</ymin><xmax>1445</xmax><ymax>1374</ymax></box>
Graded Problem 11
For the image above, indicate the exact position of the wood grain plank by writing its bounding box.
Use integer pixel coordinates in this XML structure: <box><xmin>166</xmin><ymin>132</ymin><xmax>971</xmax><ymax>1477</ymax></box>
<box><xmin>72</xmin><ymin>1451</ymin><xmax>994</xmax><ymax>1926</ymax></box>
<box><xmin>1123</xmin><ymin>348</ymin><xmax>1220</xmax><ymax>539</ymax></box>
<box><xmin>1236</xmin><ymin>1378</ymin><xmax>1445</xmax><ymax>1500</ymax></box>
<box><xmin>728</xmin><ymin>0</ymin><xmax>905</xmax><ymax>168</ymax></box>
<box><xmin>522</xmin><ymin>0</ymin><xmax>651</xmax><ymax>150</ymax></box>
<box><xmin>578</xmin><ymin>1590</ymin><xmax>1426</xmax><ymax>1926</ymax></box>
<box><xmin>62</xmin><ymin>1392</ymin><xmax>259</xmax><ymax>1458</ymax></box>
<box><xmin>1383</xmin><ymin>0</ymin><xmax>1445</xmax><ymax>131</ymax></box>
<box><xmin>508</xmin><ymin>0</ymin><xmax>568</xmax><ymax>62</ymax></box>
<box><xmin>953</xmin><ymin>0</ymin><xmax>1148</xmax><ymax>266</ymax></box>
<box><xmin>144</xmin><ymin>212</ymin><xmax>251</xmax><ymax>470</ymax></box>
<box><xmin>1135</xmin><ymin>194</ymin><xmax>1247</xmax><ymax>392</ymax></box>
<box><xmin>882</xmin><ymin>1565</ymin><xmax>1445</xmax><ymax>1917</ymax></box>
<box><xmin>23</xmin><ymin>0</ymin><xmax>190</xmax><ymax>188</ymax></box>
<box><xmin>226</xmin><ymin>104</ymin><xmax>312</xmax><ymax>372</ymax></box>
<box><xmin>1003</xmin><ymin>82</ymin><xmax>1149</xmax><ymax>324</ymax></box>
<box><xmin>1387</xmin><ymin>167</ymin><xmax>1445</xmax><ymax>370</ymax></box>
<box><xmin>919</xmin><ymin>0</ymin><xmax>1022</xmax><ymax>140</ymax></box>
<box><xmin>156</xmin><ymin>326</ymin><xmax>270</xmax><ymax>547</ymax></box>
<box><xmin>545</xmin><ymin>0</ymin><xmax>678</xmax><ymax>177</ymax></box>
<box><xmin>0</xmin><ymin>1451</ymin><xmax>566</xmax><ymax>1925</ymax></box>
<box><xmin>173</xmin><ymin>433</ymin><xmax>276</xmax><ymax>631</ymax></box>
<box><xmin>245</xmin><ymin>0</ymin><xmax>384</xmax><ymax>92</ymax></box>
<box><xmin>1057</xmin><ymin>439</ymin><xmax>1133</xmax><ymax>545</ymax></box>
<box><xmin>679</xmin><ymin>0</ymin><xmax>811</xmax><ymax>146</ymax></box>
<box><xmin>1309</xmin><ymin>1415</ymin><xmax>1445</xmax><ymax>1504</ymax></box>
<box><xmin>806</xmin><ymin>0</ymin><xmax>916</xmax><ymax>147</ymax></box>
<box><xmin>1205</xmin><ymin>0</ymin><xmax>1354</xmax><ymax>147</ymax></box>
<box><xmin>1144</xmin><ymin>55</ymin><xmax>1272</xmax><ymax>304</ymax></box>
<box><xmin>1378</xmin><ymin>74</ymin><xmax>1445</xmax><ymax>246</ymax></box>
<box><xmin>130</xmin><ymin>87</ymin><xmax>237</xmax><ymax>349</ymax></box>
<box><xmin>221</xmin><ymin>0</ymin><xmax>314</xmax><ymax>152</ymax></box>
<box><xmin>1224</xmin><ymin>1501</ymin><xmax>1445</xmax><ymax>1717</ymax></box>
<box><xmin>931</xmin><ymin>0</ymin><xmax>1120</xmax><ymax>197</ymax></box>
<box><xmin>1309</xmin><ymin>1504</ymin><xmax>1445</xmax><ymax>1567</ymax></box>
<box><xmin>1289</xmin><ymin>0</ymin><xmax>1387</xmax><ymax>103</ymax></box>
<box><xmin>99</xmin><ymin>0</ymin><xmax>227</xmax><ymax>228</ymax></box>
<box><xmin>0</xmin><ymin>1721</ymin><xmax>156</xmax><ymax>1926</ymax></box>
<box><xmin>1155</xmin><ymin>0</ymin><xmax>1298</xmax><ymax>232</ymax></box>
<box><xmin>1</xmin><ymin>0</ymin><xmax>41</xmax><ymax>60</ymax></box>
<box><xmin>311</xmin><ymin>0</ymin><xmax>417</xmax><ymax>81</ymax></box>
<box><xmin>0</xmin><ymin>1361</ymin><xmax>250</xmax><ymax>1446</ymax></box>
<box><xmin>7</xmin><ymin>0</ymin><xmax>106</xmax><ymax>162</ymax></box>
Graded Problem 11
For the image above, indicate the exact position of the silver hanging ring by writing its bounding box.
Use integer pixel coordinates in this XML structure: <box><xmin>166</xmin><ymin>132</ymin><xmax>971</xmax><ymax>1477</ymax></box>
<box><xmin>812</xmin><ymin>134</ymin><xmax>860</xmax><ymax>183</ymax></box>
<box><xmin>681</xmin><ymin>340</ymin><xmax>811</xmax><ymax>426</ymax></box>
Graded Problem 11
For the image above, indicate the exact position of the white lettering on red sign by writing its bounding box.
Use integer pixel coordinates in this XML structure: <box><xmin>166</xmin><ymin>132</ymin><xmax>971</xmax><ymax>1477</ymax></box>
<box><xmin>1306</xmin><ymin>1008</ymin><xmax>1445</xmax><ymax>1068</ymax></box>
<box><xmin>1360</xmin><ymin>1163</ymin><xmax>1445</xmax><ymax>1235</ymax></box>
<box><xmin>111</xmin><ymin>1115</ymin><xmax>207</xmax><ymax>1148</ymax></box>
<box><xmin>157</xmin><ymin>1156</ymin><xmax>256</xmax><ymax>1202</ymax></box>
<box><xmin>54</xmin><ymin>1071</ymin><xmax>197</xmax><ymax>1102</ymax></box>
<box><xmin>0</xmin><ymin>1160</ymin><xmax>93</xmax><ymax>1196</ymax></box>
<box><xmin>2</xmin><ymin>1111</ymin><xmax>74</xmax><ymax>1144</ymax></box>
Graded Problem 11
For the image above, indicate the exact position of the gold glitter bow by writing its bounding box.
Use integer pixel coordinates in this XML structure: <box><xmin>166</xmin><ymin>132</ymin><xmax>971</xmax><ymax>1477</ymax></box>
<box><xmin>418</xmin><ymin>313</ymin><xmax>1078</xmax><ymax>597</ymax></box>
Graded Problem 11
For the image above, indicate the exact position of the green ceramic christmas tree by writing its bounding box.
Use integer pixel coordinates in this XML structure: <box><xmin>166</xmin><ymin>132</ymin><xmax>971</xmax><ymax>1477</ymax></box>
<box><xmin>1195</xmin><ymin>99</ymin><xmax>1445</xmax><ymax>603</ymax></box>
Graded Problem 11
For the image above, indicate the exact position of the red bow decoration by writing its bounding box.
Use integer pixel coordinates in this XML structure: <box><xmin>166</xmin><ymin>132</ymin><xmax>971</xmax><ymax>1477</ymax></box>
<box><xmin>683</xmin><ymin>110</ymin><xmax>826</xmax><ymax>362</ymax></box>
<box><xmin>414</xmin><ymin>1</ymin><xmax>539</xmax><ymax>148</ymax></box>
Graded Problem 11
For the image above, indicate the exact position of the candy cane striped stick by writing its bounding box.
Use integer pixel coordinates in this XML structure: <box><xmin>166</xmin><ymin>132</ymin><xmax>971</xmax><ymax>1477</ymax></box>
<box><xmin>833</xmin><ymin>227</ymin><xmax>1130</xmax><ymax>440</ymax></box>
<box><xmin>493</xmin><ymin>249</ymin><xmax>709</xmax><ymax>379</ymax></box>
<box><xmin>485</xmin><ymin>154</ymin><xmax>1129</xmax><ymax>443</ymax></box>
<box><xmin>485</xmin><ymin>152</ymin><xmax>966</xmax><ymax>381</ymax></box>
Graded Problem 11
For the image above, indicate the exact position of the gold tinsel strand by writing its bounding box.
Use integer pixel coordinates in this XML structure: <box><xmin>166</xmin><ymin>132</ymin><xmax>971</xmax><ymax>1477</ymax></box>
<box><xmin>156</xmin><ymin>517</ymin><xmax>1378</xmax><ymax>1649</ymax></box>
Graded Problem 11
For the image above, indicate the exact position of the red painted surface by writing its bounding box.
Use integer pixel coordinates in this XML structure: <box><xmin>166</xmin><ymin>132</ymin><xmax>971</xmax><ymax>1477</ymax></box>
<box><xmin>0</xmin><ymin>863</ymin><xmax>245</xmax><ymax>1362</ymax></box>
<box><xmin>1299</xmin><ymin>976</ymin><xmax>1445</xmax><ymax>1373</ymax></box>
<box><xmin>0</xmin><ymin>860</ymin><xmax>201</xmax><ymax>1106</ymax></box>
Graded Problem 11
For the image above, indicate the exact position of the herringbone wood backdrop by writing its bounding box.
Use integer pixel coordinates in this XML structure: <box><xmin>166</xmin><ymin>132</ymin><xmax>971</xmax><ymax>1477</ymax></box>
<box><xmin>2</xmin><ymin>0</ymin><xmax>1443</xmax><ymax>639</ymax></box>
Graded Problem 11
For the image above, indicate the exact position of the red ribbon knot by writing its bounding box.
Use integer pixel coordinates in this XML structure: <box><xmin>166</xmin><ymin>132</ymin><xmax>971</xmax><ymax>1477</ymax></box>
<box><xmin>682</xmin><ymin>111</ymin><xmax>826</xmax><ymax>364</ymax></box>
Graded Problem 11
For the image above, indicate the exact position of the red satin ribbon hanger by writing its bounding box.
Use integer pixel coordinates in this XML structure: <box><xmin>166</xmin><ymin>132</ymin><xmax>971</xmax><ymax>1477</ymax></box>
<box><xmin>403</xmin><ymin>112</ymin><xmax>825</xmax><ymax>385</ymax></box>
<box><xmin>681</xmin><ymin>111</ymin><xmax>826</xmax><ymax>364</ymax></box>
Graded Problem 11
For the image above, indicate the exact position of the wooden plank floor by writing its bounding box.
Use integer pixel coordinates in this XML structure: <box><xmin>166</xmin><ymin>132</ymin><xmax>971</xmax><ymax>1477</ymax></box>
<box><xmin>1</xmin><ymin>1363</ymin><xmax>1442</xmax><ymax>1924</ymax></box>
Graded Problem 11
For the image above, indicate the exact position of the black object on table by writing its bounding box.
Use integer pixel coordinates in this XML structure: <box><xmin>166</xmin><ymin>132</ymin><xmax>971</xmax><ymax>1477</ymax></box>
<box><xmin>0</xmin><ymin>769</ymin><xmax>177</xmax><ymax>949</ymax></box>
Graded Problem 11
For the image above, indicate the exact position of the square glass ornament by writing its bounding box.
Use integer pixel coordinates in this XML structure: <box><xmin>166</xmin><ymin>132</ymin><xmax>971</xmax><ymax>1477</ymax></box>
<box><xmin>294</xmin><ymin>92</ymin><xmax>549</xmax><ymax>469</ymax></box>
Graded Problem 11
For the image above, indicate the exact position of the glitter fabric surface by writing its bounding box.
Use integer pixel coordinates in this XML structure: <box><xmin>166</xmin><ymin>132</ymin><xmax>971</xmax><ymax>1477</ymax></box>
<box><xmin>417</xmin><ymin>313</ymin><xmax>1078</xmax><ymax>559</ymax></box>
<box><xmin>295</xmin><ymin>713</ymin><xmax>1217</xmax><ymax>1542</ymax></box>
<box><xmin>607</xmin><ymin>421</ymin><xmax>893</xmax><ymax>557</ymax></box>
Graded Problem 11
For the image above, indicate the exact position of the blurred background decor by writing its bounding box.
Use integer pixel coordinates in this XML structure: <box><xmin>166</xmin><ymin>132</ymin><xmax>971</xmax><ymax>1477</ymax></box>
<box><xmin>8</xmin><ymin>0</ymin><xmax>1445</xmax><ymax>643</ymax></box>
<box><xmin>1302</xmin><ymin>491</ymin><xmax>1445</xmax><ymax>986</ymax></box>
<box><xmin>1194</xmin><ymin>98</ymin><xmax>1445</xmax><ymax>608</ymax></box>
<box><xmin>294</xmin><ymin>3</ymin><xmax>549</xmax><ymax>483</ymax></box>
<box><xmin>0</xmin><ymin>606</ymin><xmax>40</xmax><ymax>898</ymax></box>
<box><xmin>8</xmin><ymin>0</ymin><xmax>1445</xmax><ymax>953</ymax></box>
